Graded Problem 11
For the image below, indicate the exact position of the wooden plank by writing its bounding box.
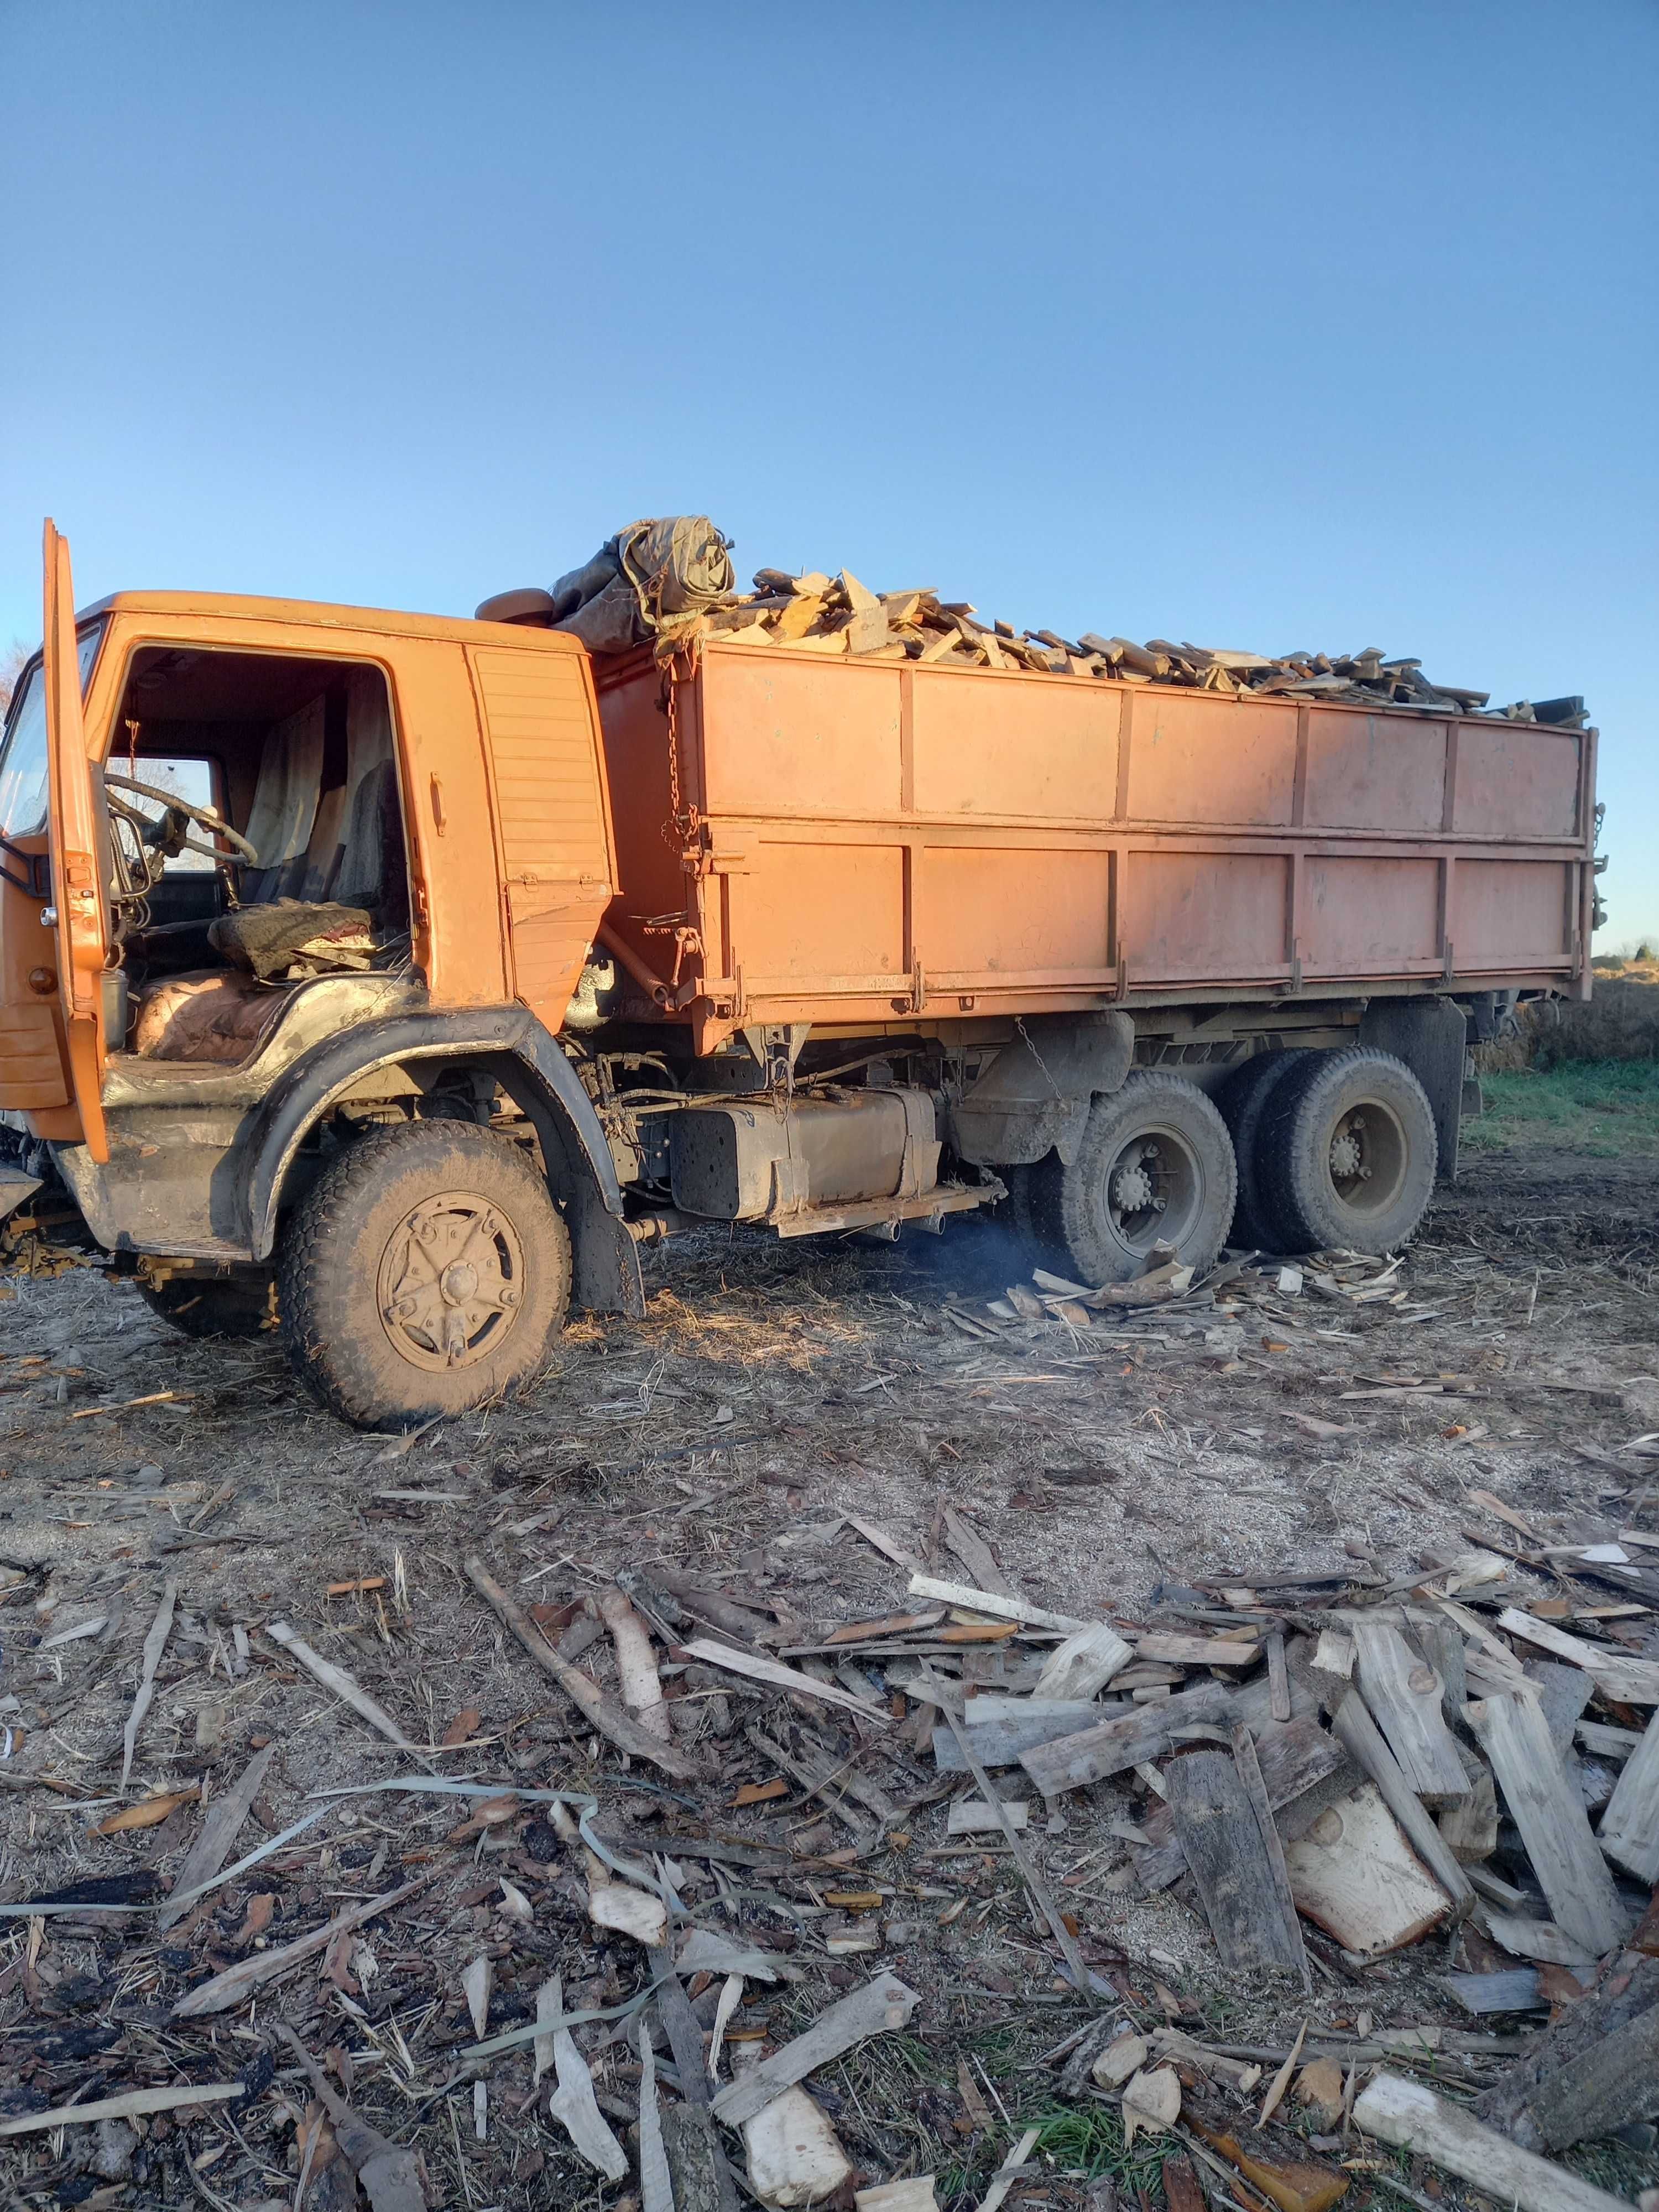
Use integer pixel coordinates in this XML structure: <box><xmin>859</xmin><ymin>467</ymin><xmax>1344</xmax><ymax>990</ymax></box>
<box><xmin>932</xmin><ymin>1700</ymin><xmax>1120</xmax><ymax>1772</ymax></box>
<box><xmin>710</xmin><ymin>1975</ymin><xmax>920</xmax><ymax>2126</ymax></box>
<box><xmin>1497</xmin><ymin>1607</ymin><xmax>1659</xmax><ymax>1704</ymax></box>
<box><xmin>1232</xmin><ymin>1723</ymin><xmax>1312</xmax><ymax>1991</ymax></box>
<box><xmin>1329</xmin><ymin>1691</ymin><xmax>1475</xmax><ymax>1912</ymax></box>
<box><xmin>1135</xmin><ymin>1631</ymin><xmax>1261</xmax><ymax>1669</ymax></box>
<box><xmin>1350</xmin><ymin>1620</ymin><xmax>1469</xmax><ymax>1807</ymax></box>
<box><xmin>1133</xmin><ymin>1714</ymin><xmax>1355</xmax><ymax>1891</ymax></box>
<box><xmin>1439</xmin><ymin>1969</ymin><xmax>1545</xmax><ymax>2015</ymax></box>
<box><xmin>907</xmin><ymin>1573</ymin><xmax>1087</xmax><ymax>1634</ymax></box>
<box><xmin>1354</xmin><ymin>2073</ymin><xmax>1631</xmax><ymax>2212</ymax></box>
<box><xmin>1597</xmin><ymin>1704</ymin><xmax>1659</xmax><ymax>1881</ymax></box>
<box><xmin>1018</xmin><ymin>1683</ymin><xmax>1234</xmax><ymax>1797</ymax></box>
<box><xmin>1282</xmin><ymin>1784</ymin><xmax>1452</xmax><ymax>1958</ymax></box>
<box><xmin>1266</xmin><ymin>1630</ymin><xmax>1292</xmax><ymax>1723</ymax></box>
<box><xmin>1165</xmin><ymin>1749</ymin><xmax>1303</xmax><ymax>1975</ymax></box>
<box><xmin>1466</xmin><ymin>1691</ymin><xmax>1629</xmax><ymax>1958</ymax></box>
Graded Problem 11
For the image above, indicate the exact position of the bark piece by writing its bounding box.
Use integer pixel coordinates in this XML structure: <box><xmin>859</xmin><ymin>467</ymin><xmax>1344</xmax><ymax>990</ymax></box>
<box><xmin>639</xmin><ymin>2032</ymin><xmax>673</xmax><ymax>2212</ymax></box>
<box><xmin>463</xmin><ymin>1555</ymin><xmax>701</xmax><ymax>1778</ymax></box>
<box><xmin>976</xmin><ymin>2127</ymin><xmax>1043</xmax><ymax>2212</ymax></box>
<box><xmin>0</xmin><ymin>2083</ymin><xmax>242</xmax><ymax>2138</ymax></box>
<box><xmin>598</xmin><ymin>1587</ymin><xmax>671</xmax><ymax>1741</ymax></box>
<box><xmin>1350</xmin><ymin>1620</ymin><xmax>1469</xmax><ymax>1806</ymax></box>
<box><xmin>543</xmin><ymin>1973</ymin><xmax>628</xmax><ymax>2180</ymax></box>
<box><xmin>1354</xmin><ymin>2072</ymin><xmax>1630</xmax><ymax>2212</ymax></box>
<box><xmin>158</xmin><ymin>1743</ymin><xmax>275</xmax><ymax>1932</ymax></box>
<box><xmin>265</xmin><ymin>1620</ymin><xmax>420</xmax><ymax>1754</ymax></box>
<box><xmin>173</xmin><ymin>1875</ymin><xmax>431</xmax><ymax>2017</ymax></box>
<box><xmin>1185</xmin><ymin>2122</ymin><xmax>1349</xmax><ymax>2212</ymax></box>
<box><xmin>681</xmin><ymin>1636</ymin><xmax>889</xmax><ymax>1722</ymax></box>
<box><xmin>1467</xmin><ymin>1690</ymin><xmax>1629</xmax><ymax>1958</ymax></box>
<box><xmin>1281</xmin><ymin>1785</ymin><xmax>1451</xmax><ymax>1957</ymax></box>
<box><xmin>1598</xmin><ymin>1705</ymin><xmax>1659</xmax><ymax>1881</ymax></box>
<box><xmin>1165</xmin><ymin>1749</ymin><xmax>1303</xmax><ymax>1974</ymax></box>
<box><xmin>1484</xmin><ymin>1913</ymin><xmax>1598</xmax><ymax>1968</ymax></box>
<box><xmin>120</xmin><ymin>1578</ymin><xmax>177</xmax><ymax>1787</ymax></box>
<box><xmin>711</xmin><ymin>1975</ymin><xmax>919</xmax><ymax>2126</ymax></box>
<box><xmin>1520</xmin><ymin>2000</ymin><xmax>1659</xmax><ymax>2151</ymax></box>
<box><xmin>1474</xmin><ymin>1955</ymin><xmax>1659</xmax><ymax>2144</ymax></box>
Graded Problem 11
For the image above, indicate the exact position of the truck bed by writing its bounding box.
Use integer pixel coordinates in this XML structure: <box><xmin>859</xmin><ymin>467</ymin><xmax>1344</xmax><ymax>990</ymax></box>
<box><xmin>594</xmin><ymin>638</ymin><xmax>1595</xmax><ymax>1051</ymax></box>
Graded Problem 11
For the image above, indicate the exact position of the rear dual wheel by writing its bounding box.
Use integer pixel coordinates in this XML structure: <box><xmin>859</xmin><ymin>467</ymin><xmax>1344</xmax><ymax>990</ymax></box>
<box><xmin>1255</xmin><ymin>1046</ymin><xmax>1437</xmax><ymax>1255</ymax></box>
<box><xmin>278</xmin><ymin>1121</ymin><xmax>571</xmax><ymax>1429</ymax></box>
<box><xmin>1017</xmin><ymin>1072</ymin><xmax>1238</xmax><ymax>1286</ymax></box>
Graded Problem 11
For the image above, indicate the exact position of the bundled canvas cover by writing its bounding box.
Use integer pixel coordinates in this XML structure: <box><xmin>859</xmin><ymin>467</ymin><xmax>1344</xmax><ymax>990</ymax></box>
<box><xmin>477</xmin><ymin>518</ymin><xmax>734</xmax><ymax>654</ymax></box>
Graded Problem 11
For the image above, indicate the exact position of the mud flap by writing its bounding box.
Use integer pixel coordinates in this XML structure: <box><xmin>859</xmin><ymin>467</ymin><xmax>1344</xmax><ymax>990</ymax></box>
<box><xmin>950</xmin><ymin>1011</ymin><xmax>1135</xmax><ymax>1167</ymax></box>
<box><xmin>1359</xmin><ymin>997</ymin><xmax>1466</xmax><ymax>1183</ymax></box>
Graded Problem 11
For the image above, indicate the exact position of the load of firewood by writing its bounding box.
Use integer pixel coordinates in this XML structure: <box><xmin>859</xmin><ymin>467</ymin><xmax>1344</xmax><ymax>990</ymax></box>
<box><xmin>697</xmin><ymin>565</ymin><xmax>1586</xmax><ymax>726</ymax></box>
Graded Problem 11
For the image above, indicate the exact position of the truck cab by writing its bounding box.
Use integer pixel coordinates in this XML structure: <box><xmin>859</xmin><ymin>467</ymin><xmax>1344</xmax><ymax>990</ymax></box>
<box><xmin>1</xmin><ymin>525</ymin><xmax>642</xmax><ymax>1420</ymax></box>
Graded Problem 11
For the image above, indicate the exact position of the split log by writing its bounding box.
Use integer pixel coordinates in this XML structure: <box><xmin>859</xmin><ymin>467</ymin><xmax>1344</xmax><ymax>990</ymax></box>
<box><xmin>1466</xmin><ymin>1691</ymin><xmax>1629</xmax><ymax>1958</ymax></box>
<box><xmin>1282</xmin><ymin>1785</ymin><xmax>1451</xmax><ymax>1958</ymax></box>
<box><xmin>1354</xmin><ymin>2072</ymin><xmax>1630</xmax><ymax>2212</ymax></box>
<box><xmin>1350</xmin><ymin>1620</ymin><xmax>1469</xmax><ymax>1807</ymax></box>
<box><xmin>1598</xmin><ymin>1705</ymin><xmax>1659</xmax><ymax>1882</ymax></box>
<box><xmin>1328</xmin><ymin>1690</ymin><xmax>1474</xmax><ymax>1911</ymax></box>
<box><xmin>1474</xmin><ymin>1957</ymin><xmax>1659</xmax><ymax>2151</ymax></box>
<box><xmin>1034</xmin><ymin>1623</ymin><xmax>1134</xmax><ymax>1700</ymax></box>
<box><xmin>1133</xmin><ymin>1713</ymin><xmax>1355</xmax><ymax>1891</ymax></box>
<box><xmin>597</xmin><ymin>1587</ymin><xmax>671</xmax><ymax>1741</ymax></box>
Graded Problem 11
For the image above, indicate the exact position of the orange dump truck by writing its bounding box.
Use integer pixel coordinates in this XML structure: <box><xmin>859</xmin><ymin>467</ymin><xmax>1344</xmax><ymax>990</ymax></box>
<box><xmin>0</xmin><ymin>526</ymin><xmax>1597</xmax><ymax>1426</ymax></box>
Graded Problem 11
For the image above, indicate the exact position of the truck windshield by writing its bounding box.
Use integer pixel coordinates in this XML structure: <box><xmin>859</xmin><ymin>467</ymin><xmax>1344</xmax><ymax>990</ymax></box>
<box><xmin>0</xmin><ymin>623</ymin><xmax>106</xmax><ymax>838</ymax></box>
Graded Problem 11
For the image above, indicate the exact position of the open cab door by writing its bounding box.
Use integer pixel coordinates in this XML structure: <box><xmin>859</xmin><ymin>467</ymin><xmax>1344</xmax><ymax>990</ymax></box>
<box><xmin>43</xmin><ymin>521</ymin><xmax>109</xmax><ymax>1162</ymax></box>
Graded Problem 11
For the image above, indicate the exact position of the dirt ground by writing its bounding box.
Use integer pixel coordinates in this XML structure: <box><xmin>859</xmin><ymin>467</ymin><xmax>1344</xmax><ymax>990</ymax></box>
<box><xmin>1</xmin><ymin>1126</ymin><xmax>1656</xmax><ymax>2210</ymax></box>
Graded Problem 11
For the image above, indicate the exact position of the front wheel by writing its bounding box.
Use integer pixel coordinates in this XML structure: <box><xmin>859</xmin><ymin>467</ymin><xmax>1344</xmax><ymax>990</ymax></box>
<box><xmin>1027</xmin><ymin>1073</ymin><xmax>1239</xmax><ymax>1287</ymax></box>
<box><xmin>278</xmin><ymin>1122</ymin><xmax>572</xmax><ymax>1429</ymax></box>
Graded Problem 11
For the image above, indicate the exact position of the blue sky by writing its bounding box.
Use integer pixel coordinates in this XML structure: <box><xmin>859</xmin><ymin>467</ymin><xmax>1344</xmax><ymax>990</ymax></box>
<box><xmin>4</xmin><ymin>1</ymin><xmax>1655</xmax><ymax>942</ymax></box>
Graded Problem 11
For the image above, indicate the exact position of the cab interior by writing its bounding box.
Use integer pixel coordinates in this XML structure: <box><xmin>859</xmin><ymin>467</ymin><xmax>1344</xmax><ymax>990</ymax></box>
<box><xmin>106</xmin><ymin>646</ymin><xmax>412</xmax><ymax>1063</ymax></box>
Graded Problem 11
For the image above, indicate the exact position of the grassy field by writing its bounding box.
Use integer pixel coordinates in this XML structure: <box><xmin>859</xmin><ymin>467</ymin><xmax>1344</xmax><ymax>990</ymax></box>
<box><xmin>1465</xmin><ymin>1057</ymin><xmax>1659</xmax><ymax>1155</ymax></box>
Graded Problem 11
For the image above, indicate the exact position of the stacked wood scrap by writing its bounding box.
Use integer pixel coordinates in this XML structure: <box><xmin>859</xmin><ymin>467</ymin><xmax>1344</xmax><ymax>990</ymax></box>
<box><xmin>697</xmin><ymin>565</ymin><xmax>1588</xmax><ymax>726</ymax></box>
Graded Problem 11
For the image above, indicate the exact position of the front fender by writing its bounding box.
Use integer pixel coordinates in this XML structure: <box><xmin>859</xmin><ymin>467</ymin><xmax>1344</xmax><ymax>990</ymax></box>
<box><xmin>241</xmin><ymin>1007</ymin><xmax>642</xmax><ymax>1314</ymax></box>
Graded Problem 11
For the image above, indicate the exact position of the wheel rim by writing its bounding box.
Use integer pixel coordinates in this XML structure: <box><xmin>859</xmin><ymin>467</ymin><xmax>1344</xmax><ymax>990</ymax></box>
<box><xmin>1102</xmin><ymin>1124</ymin><xmax>1205</xmax><ymax>1255</ymax></box>
<box><xmin>376</xmin><ymin>1188</ymin><xmax>526</xmax><ymax>1371</ymax></box>
<box><xmin>1324</xmin><ymin>1097</ymin><xmax>1408</xmax><ymax>1218</ymax></box>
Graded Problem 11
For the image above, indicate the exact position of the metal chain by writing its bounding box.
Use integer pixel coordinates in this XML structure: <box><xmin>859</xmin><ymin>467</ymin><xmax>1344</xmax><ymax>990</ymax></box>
<box><xmin>1015</xmin><ymin>1015</ymin><xmax>1063</xmax><ymax>1099</ymax></box>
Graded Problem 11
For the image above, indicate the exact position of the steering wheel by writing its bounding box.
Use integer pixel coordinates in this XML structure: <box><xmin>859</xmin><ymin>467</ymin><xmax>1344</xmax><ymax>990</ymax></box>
<box><xmin>104</xmin><ymin>772</ymin><xmax>262</xmax><ymax>868</ymax></box>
